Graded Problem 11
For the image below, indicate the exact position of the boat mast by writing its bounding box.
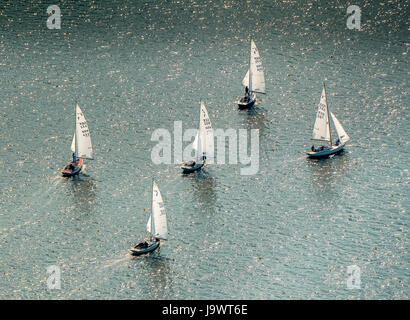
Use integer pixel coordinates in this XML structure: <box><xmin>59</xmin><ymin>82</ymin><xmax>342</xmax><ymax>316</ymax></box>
<box><xmin>74</xmin><ymin>98</ymin><xmax>79</xmax><ymax>158</ymax></box>
<box><xmin>199</xmin><ymin>103</ymin><xmax>203</xmax><ymax>162</ymax></box>
<box><xmin>151</xmin><ymin>178</ymin><xmax>155</xmax><ymax>241</ymax></box>
<box><xmin>249</xmin><ymin>40</ymin><xmax>253</xmax><ymax>93</ymax></box>
<box><xmin>323</xmin><ymin>83</ymin><xmax>332</xmax><ymax>147</ymax></box>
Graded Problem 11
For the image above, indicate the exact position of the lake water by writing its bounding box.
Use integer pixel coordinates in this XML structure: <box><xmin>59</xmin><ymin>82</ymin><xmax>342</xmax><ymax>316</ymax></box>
<box><xmin>0</xmin><ymin>0</ymin><xmax>408</xmax><ymax>299</ymax></box>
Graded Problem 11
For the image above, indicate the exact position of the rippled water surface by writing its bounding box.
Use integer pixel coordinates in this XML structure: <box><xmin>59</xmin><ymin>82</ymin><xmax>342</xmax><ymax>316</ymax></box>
<box><xmin>0</xmin><ymin>0</ymin><xmax>409</xmax><ymax>299</ymax></box>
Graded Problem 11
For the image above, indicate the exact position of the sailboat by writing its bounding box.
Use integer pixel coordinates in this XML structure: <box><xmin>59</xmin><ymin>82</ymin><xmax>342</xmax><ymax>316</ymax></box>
<box><xmin>238</xmin><ymin>39</ymin><xmax>266</xmax><ymax>109</ymax></box>
<box><xmin>181</xmin><ymin>102</ymin><xmax>214</xmax><ymax>174</ymax></box>
<box><xmin>61</xmin><ymin>102</ymin><xmax>93</xmax><ymax>177</ymax></box>
<box><xmin>307</xmin><ymin>84</ymin><xmax>350</xmax><ymax>158</ymax></box>
<box><xmin>130</xmin><ymin>181</ymin><xmax>168</xmax><ymax>256</ymax></box>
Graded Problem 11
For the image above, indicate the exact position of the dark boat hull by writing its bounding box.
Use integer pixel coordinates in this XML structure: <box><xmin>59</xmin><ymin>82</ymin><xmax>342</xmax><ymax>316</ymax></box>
<box><xmin>61</xmin><ymin>158</ymin><xmax>83</xmax><ymax>177</ymax></box>
<box><xmin>307</xmin><ymin>143</ymin><xmax>345</xmax><ymax>158</ymax></box>
<box><xmin>238</xmin><ymin>97</ymin><xmax>256</xmax><ymax>109</ymax></box>
<box><xmin>181</xmin><ymin>162</ymin><xmax>204</xmax><ymax>174</ymax></box>
<box><xmin>129</xmin><ymin>241</ymin><xmax>160</xmax><ymax>256</ymax></box>
<box><xmin>238</xmin><ymin>99</ymin><xmax>256</xmax><ymax>109</ymax></box>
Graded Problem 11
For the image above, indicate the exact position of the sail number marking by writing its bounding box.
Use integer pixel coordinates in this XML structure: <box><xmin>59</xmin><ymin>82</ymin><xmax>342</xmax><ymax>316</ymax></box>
<box><xmin>202</xmin><ymin>118</ymin><xmax>212</xmax><ymax>130</ymax></box>
<box><xmin>317</xmin><ymin>103</ymin><xmax>327</xmax><ymax>119</ymax></box>
<box><xmin>79</xmin><ymin>121</ymin><xmax>90</xmax><ymax>137</ymax></box>
<box><xmin>158</xmin><ymin>202</ymin><xmax>165</xmax><ymax>215</ymax></box>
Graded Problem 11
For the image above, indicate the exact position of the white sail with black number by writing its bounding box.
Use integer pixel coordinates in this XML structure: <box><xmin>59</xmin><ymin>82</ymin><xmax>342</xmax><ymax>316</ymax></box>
<box><xmin>72</xmin><ymin>104</ymin><xmax>93</xmax><ymax>159</ymax></box>
<box><xmin>146</xmin><ymin>182</ymin><xmax>167</xmax><ymax>240</ymax></box>
<box><xmin>311</xmin><ymin>87</ymin><xmax>331</xmax><ymax>144</ymax></box>
<box><xmin>242</xmin><ymin>40</ymin><xmax>265</xmax><ymax>94</ymax></box>
<box><xmin>330</xmin><ymin>112</ymin><xmax>350</xmax><ymax>144</ymax></box>
<box><xmin>199</xmin><ymin>102</ymin><xmax>214</xmax><ymax>161</ymax></box>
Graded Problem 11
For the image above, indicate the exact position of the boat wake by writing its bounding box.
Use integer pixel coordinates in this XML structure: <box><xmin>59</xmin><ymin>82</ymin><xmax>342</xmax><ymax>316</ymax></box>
<box><xmin>100</xmin><ymin>256</ymin><xmax>129</xmax><ymax>270</ymax></box>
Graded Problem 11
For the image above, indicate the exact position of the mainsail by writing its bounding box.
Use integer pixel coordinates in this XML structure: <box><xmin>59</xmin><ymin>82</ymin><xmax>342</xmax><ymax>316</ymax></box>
<box><xmin>330</xmin><ymin>112</ymin><xmax>350</xmax><ymax>144</ymax></box>
<box><xmin>71</xmin><ymin>104</ymin><xmax>93</xmax><ymax>159</ymax></box>
<box><xmin>311</xmin><ymin>86</ymin><xmax>331</xmax><ymax>144</ymax></box>
<box><xmin>199</xmin><ymin>102</ymin><xmax>214</xmax><ymax>160</ymax></box>
<box><xmin>241</xmin><ymin>40</ymin><xmax>265</xmax><ymax>94</ymax></box>
<box><xmin>146</xmin><ymin>182</ymin><xmax>168</xmax><ymax>240</ymax></box>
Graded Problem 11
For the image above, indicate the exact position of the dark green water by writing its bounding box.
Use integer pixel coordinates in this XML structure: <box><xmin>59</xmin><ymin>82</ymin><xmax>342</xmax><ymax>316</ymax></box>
<box><xmin>0</xmin><ymin>0</ymin><xmax>408</xmax><ymax>299</ymax></box>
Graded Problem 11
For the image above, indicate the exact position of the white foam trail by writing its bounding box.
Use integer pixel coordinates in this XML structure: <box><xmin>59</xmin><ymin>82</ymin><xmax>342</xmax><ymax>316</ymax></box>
<box><xmin>100</xmin><ymin>256</ymin><xmax>129</xmax><ymax>270</ymax></box>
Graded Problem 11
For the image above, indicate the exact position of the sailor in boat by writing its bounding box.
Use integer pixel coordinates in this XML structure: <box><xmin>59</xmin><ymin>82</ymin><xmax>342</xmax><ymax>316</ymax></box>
<box><xmin>69</xmin><ymin>152</ymin><xmax>77</xmax><ymax>170</ymax></box>
<box><xmin>335</xmin><ymin>138</ymin><xmax>340</xmax><ymax>146</ymax></box>
<box><xmin>311</xmin><ymin>145</ymin><xmax>315</xmax><ymax>152</ymax></box>
<box><xmin>244</xmin><ymin>86</ymin><xmax>250</xmax><ymax>102</ymax></box>
<box><xmin>183</xmin><ymin>154</ymin><xmax>206</xmax><ymax>168</ymax></box>
<box><xmin>184</xmin><ymin>160</ymin><xmax>196</xmax><ymax>167</ymax></box>
<box><xmin>134</xmin><ymin>238</ymin><xmax>160</xmax><ymax>249</ymax></box>
<box><xmin>134</xmin><ymin>241</ymin><xmax>149</xmax><ymax>249</ymax></box>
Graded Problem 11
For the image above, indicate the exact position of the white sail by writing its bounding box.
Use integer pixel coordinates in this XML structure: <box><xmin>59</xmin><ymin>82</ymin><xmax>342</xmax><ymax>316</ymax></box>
<box><xmin>187</xmin><ymin>131</ymin><xmax>203</xmax><ymax>163</ymax></box>
<box><xmin>242</xmin><ymin>40</ymin><xmax>265</xmax><ymax>93</ymax></box>
<box><xmin>242</xmin><ymin>69</ymin><xmax>250</xmax><ymax>88</ymax></box>
<box><xmin>70</xmin><ymin>133</ymin><xmax>75</xmax><ymax>153</ymax></box>
<box><xmin>330</xmin><ymin>112</ymin><xmax>350</xmax><ymax>144</ymax></box>
<box><xmin>199</xmin><ymin>102</ymin><xmax>214</xmax><ymax>160</ymax></box>
<box><xmin>196</xmin><ymin>131</ymin><xmax>202</xmax><ymax>161</ymax></box>
<box><xmin>191</xmin><ymin>131</ymin><xmax>199</xmax><ymax>156</ymax></box>
<box><xmin>147</xmin><ymin>181</ymin><xmax>167</xmax><ymax>240</ymax></box>
<box><xmin>311</xmin><ymin>87</ymin><xmax>331</xmax><ymax>143</ymax></box>
<box><xmin>146</xmin><ymin>215</ymin><xmax>151</xmax><ymax>234</ymax></box>
<box><xmin>249</xmin><ymin>40</ymin><xmax>265</xmax><ymax>93</ymax></box>
<box><xmin>74</xmin><ymin>104</ymin><xmax>93</xmax><ymax>159</ymax></box>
